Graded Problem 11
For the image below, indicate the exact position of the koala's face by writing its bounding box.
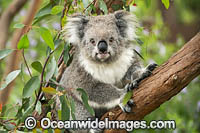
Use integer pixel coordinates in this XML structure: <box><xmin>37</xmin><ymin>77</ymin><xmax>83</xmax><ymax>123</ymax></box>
<box><xmin>64</xmin><ymin>10</ymin><xmax>138</xmax><ymax>64</ymax></box>
<box><xmin>80</xmin><ymin>15</ymin><xmax>124</xmax><ymax>63</ymax></box>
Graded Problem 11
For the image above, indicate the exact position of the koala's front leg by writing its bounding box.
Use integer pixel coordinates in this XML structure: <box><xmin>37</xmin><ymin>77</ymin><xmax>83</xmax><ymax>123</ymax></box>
<box><xmin>120</xmin><ymin>63</ymin><xmax>158</xmax><ymax>113</ymax></box>
<box><xmin>127</xmin><ymin>63</ymin><xmax>158</xmax><ymax>91</ymax></box>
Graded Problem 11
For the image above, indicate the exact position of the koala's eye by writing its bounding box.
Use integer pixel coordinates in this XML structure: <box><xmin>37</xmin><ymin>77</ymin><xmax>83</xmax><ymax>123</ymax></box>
<box><xmin>90</xmin><ymin>38</ymin><xmax>95</xmax><ymax>44</ymax></box>
<box><xmin>109</xmin><ymin>37</ymin><xmax>114</xmax><ymax>43</ymax></box>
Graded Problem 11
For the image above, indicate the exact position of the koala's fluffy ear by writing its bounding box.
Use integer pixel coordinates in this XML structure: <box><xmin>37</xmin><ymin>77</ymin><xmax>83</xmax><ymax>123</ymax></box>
<box><xmin>63</xmin><ymin>14</ymin><xmax>89</xmax><ymax>44</ymax></box>
<box><xmin>114</xmin><ymin>10</ymin><xmax>138</xmax><ymax>41</ymax></box>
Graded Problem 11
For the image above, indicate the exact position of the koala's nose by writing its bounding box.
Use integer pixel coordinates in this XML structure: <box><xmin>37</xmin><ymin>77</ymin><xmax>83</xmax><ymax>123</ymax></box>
<box><xmin>98</xmin><ymin>40</ymin><xmax>108</xmax><ymax>53</ymax></box>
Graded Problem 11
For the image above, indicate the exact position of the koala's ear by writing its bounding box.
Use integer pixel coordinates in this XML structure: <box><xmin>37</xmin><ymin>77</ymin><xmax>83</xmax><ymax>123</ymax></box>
<box><xmin>63</xmin><ymin>14</ymin><xmax>89</xmax><ymax>44</ymax></box>
<box><xmin>114</xmin><ymin>10</ymin><xmax>138</xmax><ymax>41</ymax></box>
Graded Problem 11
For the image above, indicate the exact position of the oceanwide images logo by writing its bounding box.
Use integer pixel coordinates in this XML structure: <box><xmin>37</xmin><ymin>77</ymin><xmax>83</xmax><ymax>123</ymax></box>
<box><xmin>25</xmin><ymin>116</ymin><xmax>176</xmax><ymax>131</ymax></box>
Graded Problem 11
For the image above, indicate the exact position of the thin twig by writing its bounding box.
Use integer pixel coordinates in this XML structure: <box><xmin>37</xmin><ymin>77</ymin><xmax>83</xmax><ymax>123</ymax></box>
<box><xmin>2</xmin><ymin>118</ymin><xmax>16</xmax><ymax>123</ymax></box>
<box><xmin>83</xmin><ymin>0</ymin><xmax>96</xmax><ymax>13</ymax></box>
<box><xmin>33</xmin><ymin>51</ymin><xmax>54</xmax><ymax>110</ymax></box>
<box><xmin>60</xmin><ymin>0</ymin><xmax>72</xmax><ymax>29</ymax></box>
<box><xmin>22</xmin><ymin>49</ymin><xmax>32</xmax><ymax>77</ymax></box>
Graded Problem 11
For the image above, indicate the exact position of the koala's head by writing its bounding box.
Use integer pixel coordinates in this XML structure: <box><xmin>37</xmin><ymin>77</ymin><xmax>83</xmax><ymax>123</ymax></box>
<box><xmin>63</xmin><ymin>10</ymin><xmax>138</xmax><ymax>64</ymax></box>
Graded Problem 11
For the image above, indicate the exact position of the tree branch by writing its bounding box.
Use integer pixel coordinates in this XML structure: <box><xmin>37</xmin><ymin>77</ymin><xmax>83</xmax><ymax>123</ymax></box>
<box><xmin>101</xmin><ymin>32</ymin><xmax>200</xmax><ymax>133</ymax></box>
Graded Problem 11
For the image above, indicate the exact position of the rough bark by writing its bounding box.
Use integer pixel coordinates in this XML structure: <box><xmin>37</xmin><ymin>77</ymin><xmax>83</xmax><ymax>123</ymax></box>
<box><xmin>0</xmin><ymin>0</ymin><xmax>27</xmax><ymax>49</ymax></box>
<box><xmin>102</xmin><ymin>32</ymin><xmax>200</xmax><ymax>133</ymax></box>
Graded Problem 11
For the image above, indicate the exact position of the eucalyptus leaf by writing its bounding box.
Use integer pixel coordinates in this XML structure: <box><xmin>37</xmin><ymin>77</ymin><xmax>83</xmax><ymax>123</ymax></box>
<box><xmin>39</xmin><ymin>27</ymin><xmax>55</xmax><ymax>50</ymax></box>
<box><xmin>36</xmin><ymin>101</ymin><xmax>42</xmax><ymax>115</ymax></box>
<box><xmin>99</xmin><ymin>0</ymin><xmax>108</xmax><ymax>14</ymax></box>
<box><xmin>20</xmin><ymin>105</ymin><xmax>34</xmax><ymax>123</ymax></box>
<box><xmin>145</xmin><ymin>0</ymin><xmax>151</xmax><ymax>7</ymax></box>
<box><xmin>161</xmin><ymin>0</ymin><xmax>170</xmax><ymax>9</ymax></box>
<box><xmin>22</xmin><ymin>76</ymin><xmax>40</xmax><ymax>98</ymax></box>
<box><xmin>123</xmin><ymin>90</ymin><xmax>133</xmax><ymax>105</ymax></box>
<box><xmin>17</xmin><ymin>34</ymin><xmax>29</xmax><ymax>49</ymax></box>
<box><xmin>4</xmin><ymin>123</ymin><xmax>16</xmax><ymax>130</ymax></box>
<box><xmin>70</xmin><ymin>97</ymin><xmax>76</xmax><ymax>120</ymax></box>
<box><xmin>0</xmin><ymin>49</ymin><xmax>13</xmax><ymax>60</ymax></box>
<box><xmin>31</xmin><ymin>61</ymin><xmax>43</xmax><ymax>73</ymax></box>
<box><xmin>0</xmin><ymin>70</ymin><xmax>21</xmax><ymax>90</ymax></box>
<box><xmin>77</xmin><ymin>88</ymin><xmax>95</xmax><ymax>116</ymax></box>
<box><xmin>51</xmin><ymin>5</ymin><xmax>64</xmax><ymax>15</ymax></box>
<box><xmin>63</xmin><ymin>43</ymin><xmax>70</xmax><ymax>65</ymax></box>
<box><xmin>45</xmin><ymin>56</ymin><xmax>57</xmax><ymax>82</ymax></box>
<box><xmin>13</xmin><ymin>23</ymin><xmax>25</xmax><ymax>29</ymax></box>
<box><xmin>16</xmin><ymin>98</ymin><xmax>30</xmax><ymax>119</ymax></box>
<box><xmin>83</xmin><ymin>0</ymin><xmax>90</xmax><ymax>8</ymax></box>
<box><xmin>33</xmin><ymin>3</ymin><xmax>53</xmax><ymax>25</ymax></box>
<box><xmin>42</xmin><ymin>87</ymin><xmax>58</xmax><ymax>95</ymax></box>
<box><xmin>60</xmin><ymin>95</ymin><xmax>70</xmax><ymax>121</ymax></box>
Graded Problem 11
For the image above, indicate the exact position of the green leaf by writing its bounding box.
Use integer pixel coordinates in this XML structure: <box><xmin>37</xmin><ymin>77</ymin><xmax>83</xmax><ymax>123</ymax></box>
<box><xmin>36</xmin><ymin>101</ymin><xmax>42</xmax><ymax>115</ymax></box>
<box><xmin>16</xmin><ymin>98</ymin><xmax>30</xmax><ymax>119</ymax></box>
<box><xmin>45</xmin><ymin>56</ymin><xmax>57</xmax><ymax>81</ymax></box>
<box><xmin>145</xmin><ymin>0</ymin><xmax>151</xmax><ymax>7</ymax></box>
<box><xmin>83</xmin><ymin>0</ymin><xmax>90</xmax><ymax>8</ymax></box>
<box><xmin>13</xmin><ymin>23</ymin><xmax>25</xmax><ymax>29</ymax></box>
<box><xmin>4</xmin><ymin>123</ymin><xmax>16</xmax><ymax>130</ymax></box>
<box><xmin>61</xmin><ymin>15</ymin><xmax>66</xmax><ymax>28</ymax></box>
<box><xmin>70</xmin><ymin>97</ymin><xmax>76</xmax><ymax>120</ymax></box>
<box><xmin>33</xmin><ymin>3</ymin><xmax>53</xmax><ymax>25</ymax></box>
<box><xmin>161</xmin><ymin>0</ymin><xmax>170</xmax><ymax>9</ymax></box>
<box><xmin>20</xmin><ymin>105</ymin><xmax>34</xmax><ymax>123</ymax></box>
<box><xmin>60</xmin><ymin>95</ymin><xmax>70</xmax><ymax>121</ymax></box>
<box><xmin>0</xmin><ymin>70</ymin><xmax>21</xmax><ymax>90</ymax></box>
<box><xmin>111</xmin><ymin>4</ymin><xmax>121</xmax><ymax>11</ymax></box>
<box><xmin>51</xmin><ymin>5</ymin><xmax>64</xmax><ymax>15</ymax></box>
<box><xmin>63</xmin><ymin>43</ymin><xmax>70</xmax><ymax>64</ymax></box>
<box><xmin>47</xmin><ymin>112</ymin><xmax>52</xmax><ymax>118</ymax></box>
<box><xmin>99</xmin><ymin>0</ymin><xmax>108</xmax><ymax>14</ymax></box>
<box><xmin>31</xmin><ymin>61</ymin><xmax>43</xmax><ymax>73</ymax></box>
<box><xmin>22</xmin><ymin>76</ymin><xmax>40</xmax><ymax>98</ymax></box>
<box><xmin>77</xmin><ymin>88</ymin><xmax>95</xmax><ymax>116</ymax></box>
<box><xmin>39</xmin><ymin>27</ymin><xmax>55</xmax><ymax>50</ymax></box>
<box><xmin>42</xmin><ymin>87</ymin><xmax>58</xmax><ymax>95</ymax></box>
<box><xmin>122</xmin><ymin>90</ymin><xmax>133</xmax><ymax>105</ymax></box>
<box><xmin>17</xmin><ymin>34</ymin><xmax>29</xmax><ymax>49</ymax></box>
<box><xmin>58</xmin><ymin>110</ymin><xmax>62</xmax><ymax>120</ymax></box>
<box><xmin>0</xmin><ymin>49</ymin><xmax>13</xmax><ymax>60</ymax></box>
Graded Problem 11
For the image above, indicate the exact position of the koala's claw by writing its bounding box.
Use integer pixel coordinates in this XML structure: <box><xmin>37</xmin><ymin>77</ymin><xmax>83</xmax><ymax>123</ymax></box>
<box><xmin>147</xmin><ymin>63</ymin><xmax>158</xmax><ymax>72</ymax></box>
<box><xmin>124</xmin><ymin>104</ymin><xmax>132</xmax><ymax>113</ymax></box>
<box><xmin>139</xmin><ymin>63</ymin><xmax>158</xmax><ymax>81</ymax></box>
<box><xmin>119</xmin><ymin>99</ymin><xmax>135</xmax><ymax>113</ymax></box>
<box><xmin>127</xmin><ymin>99</ymin><xmax>135</xmax><ymax>106</ymax></box>
<box><xmin>125</xmin><ymin>81</ymin><xmax>139</xmax><ymax>92</ymax></box>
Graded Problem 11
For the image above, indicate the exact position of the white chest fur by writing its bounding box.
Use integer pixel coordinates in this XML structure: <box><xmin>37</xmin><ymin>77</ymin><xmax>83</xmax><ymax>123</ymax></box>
<box><xmin>79</xmin><ymin>48</ymin><xmax>134</xmax><ymax>84</ymax></box>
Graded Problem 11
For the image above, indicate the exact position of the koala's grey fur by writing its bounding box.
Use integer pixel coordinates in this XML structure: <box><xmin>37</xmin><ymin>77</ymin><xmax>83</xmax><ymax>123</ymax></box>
<box><xmin>60</xmin><ymin>10</ymin><xmax>154</xmax><ymax>133</ymax></box>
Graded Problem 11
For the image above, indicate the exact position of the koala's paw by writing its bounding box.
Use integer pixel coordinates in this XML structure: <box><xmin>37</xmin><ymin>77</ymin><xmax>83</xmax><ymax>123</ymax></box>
<box><xmin>140</xmin><ymin>63</ymin><xmax>158</xmax><ymax>81</ymax></box>
<box><xmin>147</xmin><ymin>63</ymin><xmax>158</xmax><ymax>72</ymax></box>
<box><xmin>119</xmin><ymin>99</ymin><xmax>135</xmax><ymax>113</ymax></box>
<box><xmin>125</xmin><ymin>81</ymin><xmax>139</xmax><ymax>92</ymax></box>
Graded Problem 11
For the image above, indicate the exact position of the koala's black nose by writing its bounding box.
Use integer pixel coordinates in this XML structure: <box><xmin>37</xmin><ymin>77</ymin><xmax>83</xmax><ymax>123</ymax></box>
<box><xmin>98</xmin><ymin>40</ymin><xmax>108</xmax><ymax>53</ymax></box>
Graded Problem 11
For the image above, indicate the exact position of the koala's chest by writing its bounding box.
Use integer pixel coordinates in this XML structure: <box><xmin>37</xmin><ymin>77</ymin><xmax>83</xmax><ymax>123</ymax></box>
<box><xmin>90</xmin><ymin>65</ymin><xmax>127</xmax><ymax>84</ymax></box>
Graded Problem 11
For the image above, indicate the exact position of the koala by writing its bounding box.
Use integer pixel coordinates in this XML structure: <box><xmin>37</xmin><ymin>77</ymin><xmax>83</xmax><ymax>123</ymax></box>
<box><xmin>61</xmin><ymin>10</ymin><xmax>157</xmax><ymax>132</ymax></box>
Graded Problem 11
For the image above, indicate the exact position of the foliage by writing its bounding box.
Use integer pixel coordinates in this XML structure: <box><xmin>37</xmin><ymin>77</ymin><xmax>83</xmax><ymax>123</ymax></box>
<box><xmin>0</xmin><ymin>0</ymin><xmax>199</xmax><ymax>132</ymax></box>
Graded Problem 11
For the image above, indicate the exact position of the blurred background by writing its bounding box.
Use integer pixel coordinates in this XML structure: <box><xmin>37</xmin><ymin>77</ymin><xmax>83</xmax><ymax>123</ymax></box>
<box><xmin>0</xmin><ymin>0</ymin><xmax>200</xmax><ymax>132</ymax></box>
